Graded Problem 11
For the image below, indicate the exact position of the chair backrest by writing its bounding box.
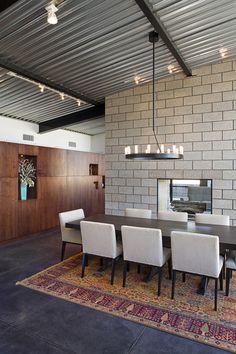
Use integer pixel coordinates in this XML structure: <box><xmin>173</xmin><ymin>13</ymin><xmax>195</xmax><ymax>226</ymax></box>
<box><xmin>80</xmin><ymin>221</ymin><xmax>117</xmax><ymax>258</ymax></box>
<box><xmin>171</xmin><ymin>231</ymin><xmax>221</xmax><ymax>278</ymax></box>
<box><xmin>121</xmin><ymin>226</ymin><xmax>164</xmax><ymax>267</ymax></box>
<box><xmin>59</xmin><ymin>209</ymin><xmax>84</xmax><ymax>242</ymax></box>
<box><xmin>157</xmin><ymin>211</ymin><xmax>188</xmax><ymax>222</ymax></box>
<box><xmin>195</xmin><ymin>213</ymin><xmax>230</xmax><ymax>226</ymax></box>
<box><xmin>125</xmin><ymin>208</ymin><xmax>152</xmax><ymax>219</ymax></box>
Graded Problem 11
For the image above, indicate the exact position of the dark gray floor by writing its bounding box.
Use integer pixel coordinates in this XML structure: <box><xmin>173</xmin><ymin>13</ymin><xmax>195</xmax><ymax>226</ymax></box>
<box><xmin>0</xmin><ymin>230</ymin><xmax>231</xmax><ymax>354</ymax></box>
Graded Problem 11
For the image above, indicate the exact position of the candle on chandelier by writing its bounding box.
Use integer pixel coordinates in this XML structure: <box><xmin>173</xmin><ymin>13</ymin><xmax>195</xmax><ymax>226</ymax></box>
<box><xmin>179</xmin><ymin>146</ymin><xmax>184</xmax><ymax>155</ymax></box>
<box><xmin>135</xmin><ymin>145</ymin><xmax>138</xmax><ymax>153</ymax></box>
<box><xmin>160</xmin><ymin>144</ymin><xmax>164</xmax><ymax>153</ymax></box>
<box><xmin>125</xmin><ymin>146</ymin><xmax>131</xmax><ymax>155</ymax></box>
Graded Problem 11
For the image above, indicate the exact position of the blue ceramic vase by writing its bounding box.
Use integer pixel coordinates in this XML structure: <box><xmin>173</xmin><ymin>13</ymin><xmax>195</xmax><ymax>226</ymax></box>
<box><xmin>20</xmin><ymin>183</ymin><xmax>27</xmax><ymax>201</ymax></box>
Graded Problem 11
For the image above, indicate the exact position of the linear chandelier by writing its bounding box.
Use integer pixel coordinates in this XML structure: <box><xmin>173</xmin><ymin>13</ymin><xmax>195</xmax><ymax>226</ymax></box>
<box><xmin>7</xmin><ymin>71</ymin><xmax>84</xmax><ymax>107</ymax></box>
<box><xmin>125</xmin><ymin>31</ymin><xmax>183</xmax><ymax>160</ymax></box>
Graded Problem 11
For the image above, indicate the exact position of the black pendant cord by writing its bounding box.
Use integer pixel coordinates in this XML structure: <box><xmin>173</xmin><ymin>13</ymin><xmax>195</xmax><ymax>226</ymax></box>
<box><xmin>152</xmin><ymin>34</ymin><xmax>161</xmax><ymax>152</ymax></box>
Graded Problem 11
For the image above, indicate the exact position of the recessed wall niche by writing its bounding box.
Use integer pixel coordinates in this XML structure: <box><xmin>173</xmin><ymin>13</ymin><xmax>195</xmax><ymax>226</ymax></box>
<box><xmin>18</xmin><ymin>154</ymin><xmax>37</xmax><ymax>200</ymax></box>
<box><xmin>89</xmin><ymin>163</ymin><xmax>98</xmax><ymax>176</ymax></box>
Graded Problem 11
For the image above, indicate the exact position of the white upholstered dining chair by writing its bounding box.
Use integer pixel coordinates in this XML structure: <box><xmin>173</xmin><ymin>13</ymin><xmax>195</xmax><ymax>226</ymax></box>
<box><xmin>225</xmin><ymin>251</ymin><xmax>236</xmax><ymax>296</ymax></box>
<box><xmin>125</xmin><ymin>208</ymin><xmax>152</xmax><ymax>219</ymax></box>
<box><xmin>195</xmin><ymin>213</ymin><xmax>230</xmax><ymax>279</ymax></box>
<box><xmin>157</xmin><ymin>211</ymin><xmax>188</xmax><ymax>222</ymax></box>
<box><xmin>59</xmin><ymin>208</ymin><xmax>85</xmax><ymax>261</ymax></box>
<box><xmin>80</xmin><ymin>221</ymin><xmax>122</xmax><ymax>285</ymax></box>
<box><xmin>195</xmin><ymin>213</ymin><xmax>230</xmax><ymax>226</ymax></box>
<box><xmin>171</xmin><ymin>231</ymin><xmax>224</xmax><ymax>310</ymax></box>
<box><xmin>121</xmin><ymin>226</ymin><xmax>171</xmax><ymax>296</ymax></box>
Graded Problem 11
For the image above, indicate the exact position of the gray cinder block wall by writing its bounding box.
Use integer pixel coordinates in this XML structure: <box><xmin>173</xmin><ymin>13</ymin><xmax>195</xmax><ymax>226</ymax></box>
<box><xmin>105</xmin><ymin>59</ymin><xmax>236</xmax><ymax>225</ymax></box>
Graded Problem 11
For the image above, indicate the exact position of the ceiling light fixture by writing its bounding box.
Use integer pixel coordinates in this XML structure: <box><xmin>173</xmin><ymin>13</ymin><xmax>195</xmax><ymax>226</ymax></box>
<box><xmin>39</xmin><ymin>84</ymin><xmax>45</xmax><ymax>93</ymax></box>
<box><xmin>134</xmin><ymin>75</ymin><xmax>140</xmax><ymax>85</ymax></box>
<box><xmin>45</xmin><ymin>3</ymin><xmax>58</xmax><ymax>25</ymax></box>
<box><xmin>125</xmin><ymin>31</ymin><xmax>183</xmax><ymax>161</ymax></box>
<box><xmin>60</xmin><ymin>92</ymin><xmax>65</xmax><ymax>100</ymax></box>
<box><xmin>219</xmin><ymin>47</ymin><xmax>228</xmax><ymax>59</ymax></box>
<box><xmin>168</xmin><ymin>64</ymin><xmax>175</xmax><ymax>74</ymax></box>
<box><xmin>7</xmin><ymin>71</ymin><xmax>85</xmax><ymax>107</ymax></box>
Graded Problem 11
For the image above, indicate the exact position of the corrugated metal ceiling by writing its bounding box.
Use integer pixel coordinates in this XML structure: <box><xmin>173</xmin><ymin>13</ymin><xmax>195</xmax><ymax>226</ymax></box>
<box><xmin>149</xmin><ymin>0</ymin><xmax>236</xmax><ymax>67</ymax></box>
<box><xmin>0</xmin><ymin>0</ymin><xmax>236</xmax><ymax>135</ymax></box>
<box><xmin>0</xmin><ymin>67</ymin><xmax>92</xmax><ymax>122</ymax></box>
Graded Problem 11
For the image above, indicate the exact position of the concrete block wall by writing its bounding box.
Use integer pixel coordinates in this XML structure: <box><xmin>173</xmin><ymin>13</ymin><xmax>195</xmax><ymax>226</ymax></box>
<box><xmin>105</xmin><ymin>59</ymin><xmax>236</xmax><ymax>224</ymax></box>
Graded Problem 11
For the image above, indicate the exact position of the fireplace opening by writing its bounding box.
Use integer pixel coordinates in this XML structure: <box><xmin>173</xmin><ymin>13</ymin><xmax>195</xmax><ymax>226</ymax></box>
<box><xmin>157</xmin><ymin>179</ymin><xmax>212</xmax><ymax>219</ymax></box>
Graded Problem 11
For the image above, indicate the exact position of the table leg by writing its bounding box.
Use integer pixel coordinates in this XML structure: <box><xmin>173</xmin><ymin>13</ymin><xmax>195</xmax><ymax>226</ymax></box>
<box><xmin>143</xmin><ymin>266</ymin><xmax>158</xmax><ymax>283</ymax></box>
<box><xmin>97</xmin><ymin>258</ymin><xmax>112</xmax><ymax>272</ymax></box>
<box><xmin>197</xmin><ymin>276</ymin><xmax>209</xmax><ymax>295</ymax></box>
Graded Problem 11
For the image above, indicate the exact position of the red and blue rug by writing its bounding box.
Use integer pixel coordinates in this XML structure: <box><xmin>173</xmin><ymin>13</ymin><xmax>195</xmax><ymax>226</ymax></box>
<box><xmin>17</xmin><ymin>254</ymin><xmax>236</xmax><ymax>352</ymax></box>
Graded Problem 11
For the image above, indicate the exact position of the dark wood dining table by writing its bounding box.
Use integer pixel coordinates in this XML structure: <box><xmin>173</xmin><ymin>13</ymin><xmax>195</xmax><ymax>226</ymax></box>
<box><xmin>66</xmin><ymin>213</ymin><xmax>236</xmax><ymax>251</ymax></box>
<box><xmin>66</xmin><ymin>213</ymin><xmax>236</xmax><ymax>295</ymax></box>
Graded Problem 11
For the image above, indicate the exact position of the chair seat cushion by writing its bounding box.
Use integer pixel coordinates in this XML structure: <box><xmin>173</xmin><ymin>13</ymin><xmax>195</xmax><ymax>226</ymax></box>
<box><xmin>62</xmin><ymin>229</ymin><xmax>82</xmax><ymax>244</ymax></box>
<box><xmin>226</xmin><ymin>251</ymin><xmax>236</xmax><ymax>270</ymax></box>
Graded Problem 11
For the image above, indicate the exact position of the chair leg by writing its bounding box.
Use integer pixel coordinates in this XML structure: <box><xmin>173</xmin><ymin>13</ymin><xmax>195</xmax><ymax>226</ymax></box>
<box><xmin>222</xmin><ymin>254</ymin><xmax>226</xmax><ymax>279</ymax></box>
<box><xmin>182</xmin><ymin>272</ymin><xmax>186</xmax><ymax>283</ymax></box>
<box><xmin>111</xmin><ymin>258</ymin><xmax>116</xmax><ymax>285</ymax></box>
<box><xmin>100</xmin><ymin>257</ymin><xmax>103</xmax><ymax>267</ymax></box>
<box><xmin>168</xmin><ymin>258</ymin><xmax>172</xmax><ymax>280</ymax></box>
<box><xmin>85</xmin><ymin>255</ymin><xmax>89</xmax><ymax>266</ymax></box>
<box><xmin>61</xmin><ymin>241</ymin><xmax>66</xmax><ymax>261</ymax></box>
<box><xmin>127</xmin><ymin>261</ymin><xmax>130</xmax><ymax>272</ymax></box>
<box><xmin>137</xmin><ymin>264</ymin><xmax>141</xmax><ymax>274</ymax></box>
<box><xmin>220</xmin><ymin>269</ymin><xmax>223</xmax><ymax>291</ymax></box>
<box><xmin>157</xmin><ymin>267</ymin><xmax>162</xmax><ymax>296</ymax></box>
<box><xmin>81</xmin><ymin>253</ymin><xmax>87</xmax><ymax>278</ymax></box>
<box><xmin>123</xmin><ymin>261</ymin><xmax>128</xmax><ymax>287</ymax></box>
<box><xmin>171</xmin><ymin>270</ymin><xmax>176</xmax><ymax>300</ymax></box>
<box><xmin>226</xmin><ymin>268</ymin><xmax>231</xmax><ymax>296</ymax></box>
<box><xmin>214</xmin><ymin>278</ymin><xmax>218</xmax><ymax>311</ymax></box>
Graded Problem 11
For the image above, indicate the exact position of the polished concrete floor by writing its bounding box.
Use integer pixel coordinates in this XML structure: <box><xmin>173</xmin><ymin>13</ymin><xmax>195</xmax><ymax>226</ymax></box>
<box><xmin>0</xmin><ymin>230</ymin><xmax>231</xmax><ymax>354</ymax></box>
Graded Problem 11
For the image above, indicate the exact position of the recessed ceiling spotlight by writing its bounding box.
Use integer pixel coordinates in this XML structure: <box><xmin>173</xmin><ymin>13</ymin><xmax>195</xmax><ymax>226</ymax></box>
<box><xmin>168</xmin><ymin>65</ymin><xmax>175</xmax><ymax>74</ymax></box>
<box><xmin>45</xmin><ymin>3</ymin><xmax>58</xmax><ymax>25</ymax></box>
<box><xmin>134</xmin><ymin>75</ymin><xmax>140</xmax><ymax>85</ymax></box>
<box><xmin>219</xmin><ymin>47</ymin><xmax>228</xmax><ymax>59</ymax></box>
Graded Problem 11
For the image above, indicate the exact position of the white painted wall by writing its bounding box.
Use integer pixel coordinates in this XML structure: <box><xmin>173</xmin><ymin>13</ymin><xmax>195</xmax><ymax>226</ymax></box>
<box><xmin>0</xmin><ymin>115</ymin><xmax>104</xmax><ymax>153</ymax></box>
<box><xmin>91</xmin><ymin>133</ymin><xmax>105</xmax><ymax>153</ymax></box>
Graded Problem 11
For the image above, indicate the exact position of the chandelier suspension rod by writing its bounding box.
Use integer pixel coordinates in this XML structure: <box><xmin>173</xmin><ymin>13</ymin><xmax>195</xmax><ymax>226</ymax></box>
<box><xmin>152</xmin><ymin>32</ymin><xmax>161</xmax><ymax>152</ymax></box>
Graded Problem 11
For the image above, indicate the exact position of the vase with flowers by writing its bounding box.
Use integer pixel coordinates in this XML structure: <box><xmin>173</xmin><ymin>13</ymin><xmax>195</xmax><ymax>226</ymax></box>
<box><xmin>18</xmin><ymin>158</ymin><xmax>36</xmax><ymax>200</ymax></box>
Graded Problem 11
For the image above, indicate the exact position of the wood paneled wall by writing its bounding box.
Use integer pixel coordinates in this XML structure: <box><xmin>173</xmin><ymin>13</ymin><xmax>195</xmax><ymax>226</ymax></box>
<box><xmin>0</xmin><ymin>142</ymin><xmax>105</xmax><ymax>242</ymax></box>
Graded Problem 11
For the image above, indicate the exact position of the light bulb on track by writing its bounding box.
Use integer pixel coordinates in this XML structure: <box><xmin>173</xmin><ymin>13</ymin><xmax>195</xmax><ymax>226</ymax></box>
<box><xmin>45</xmin><ymin>3</ymin><xmax>58</xmax><ymax>25</ymax></box>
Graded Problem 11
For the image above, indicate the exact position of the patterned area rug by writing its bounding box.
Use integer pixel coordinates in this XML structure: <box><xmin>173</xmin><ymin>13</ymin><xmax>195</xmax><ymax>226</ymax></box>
<box><xmin>17</xmin><ymin>254</ymin><xmax>236</xmax><ymax>352</ymax></box>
